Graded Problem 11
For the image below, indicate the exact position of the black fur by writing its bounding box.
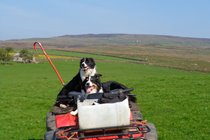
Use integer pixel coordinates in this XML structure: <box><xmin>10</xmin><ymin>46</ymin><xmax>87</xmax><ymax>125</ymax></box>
<box><xmin>57</xmin><ymin>57</ymin><xmax>96</xmax><ymax>97</ymax></box>
<box><xmin>102</xmin><ymin>81</ymin><xmax>137</xmax><ymax>103</ymax></box>
<box><xmin>57</xmin><ymin>74</ymin><xmax>82</xmax><ymax>96</ymax></box>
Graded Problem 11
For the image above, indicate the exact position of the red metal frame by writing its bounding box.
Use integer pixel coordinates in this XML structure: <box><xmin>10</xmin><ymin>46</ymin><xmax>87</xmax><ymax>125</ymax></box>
<box><xmin>54</xmin><ymin>112</ymin><xmax>149</xmax><ymax>140</ymax></box>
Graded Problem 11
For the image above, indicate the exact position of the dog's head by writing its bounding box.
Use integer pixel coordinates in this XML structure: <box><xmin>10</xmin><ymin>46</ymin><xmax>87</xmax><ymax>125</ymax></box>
<box><xmin>80</xmin><ymin>58</ymin><xmax>96</xmax><ymax>72</ymax></box>
<box><xmin>82</xmin><ymin>74</ymin><xmax>103</xmax><ymax>94</ymax></box>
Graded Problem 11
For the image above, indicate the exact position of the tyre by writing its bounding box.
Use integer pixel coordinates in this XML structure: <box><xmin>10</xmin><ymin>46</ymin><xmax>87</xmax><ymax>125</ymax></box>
<box><xmin>145</xmin><ymin>122</ymin><xmax>158</xmax><ymax>140</ymax></box>
<box><xmin>44</xmin><ymin>130</ymin><xmax>55</xmax><ymax>140</ymax></box>
<box><xmin>46</xmin><ymin>112</ymin><xmax>56</xmax><ymax>131</ymax></box>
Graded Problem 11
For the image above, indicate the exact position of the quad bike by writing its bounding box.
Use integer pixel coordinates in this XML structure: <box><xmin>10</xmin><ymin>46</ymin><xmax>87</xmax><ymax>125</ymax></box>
<box><xmin>33</xmin><ymin>42</ymin><xmax>157</xmax><ymax>140</ymax></box>
<box><xmin>44</xmin><ymin>89</ymin><xmax>157</xmax><ymax>140</ymax></box>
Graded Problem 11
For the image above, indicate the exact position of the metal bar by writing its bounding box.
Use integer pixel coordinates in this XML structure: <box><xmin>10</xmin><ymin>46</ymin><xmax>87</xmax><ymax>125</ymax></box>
<box><xmin>33</xmin><ymin>42</ymin><xmax>65</xmax><ymax>86</ymax></box>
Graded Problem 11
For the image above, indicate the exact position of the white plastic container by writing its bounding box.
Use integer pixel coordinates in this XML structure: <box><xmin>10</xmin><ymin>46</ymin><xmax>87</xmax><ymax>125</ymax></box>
<box><xmin>78</xmin><ymin>98</ymin><xmax>130</xmax><ymax>129</ymax></box>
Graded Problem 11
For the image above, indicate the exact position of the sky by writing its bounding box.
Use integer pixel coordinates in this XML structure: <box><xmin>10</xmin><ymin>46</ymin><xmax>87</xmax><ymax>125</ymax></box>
<box><xmin>0</xmin><ymin>0</ymin><xmax>210</xmax><ymax>40</ymax></box>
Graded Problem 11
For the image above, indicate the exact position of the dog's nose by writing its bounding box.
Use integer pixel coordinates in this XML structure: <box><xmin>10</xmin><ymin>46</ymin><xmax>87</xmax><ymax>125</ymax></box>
<box><xmin>86</xmin><ymin>82</ymin><xmax>90</xmax><ymax>87</ymax></box>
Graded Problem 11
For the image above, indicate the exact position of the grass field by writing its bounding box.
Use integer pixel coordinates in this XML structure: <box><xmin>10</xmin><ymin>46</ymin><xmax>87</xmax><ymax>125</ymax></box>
<box><xmin>0</xmin><ymin>53</ymin><xmax>210</xmax><ymax>139</ymax></box>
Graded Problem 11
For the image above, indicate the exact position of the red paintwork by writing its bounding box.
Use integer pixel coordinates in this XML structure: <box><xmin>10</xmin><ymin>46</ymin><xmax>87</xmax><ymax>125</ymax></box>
<box><xmin>56</xmin><ymin>113</ymin><xmax>78</xmax><ymax>128</ymax></box>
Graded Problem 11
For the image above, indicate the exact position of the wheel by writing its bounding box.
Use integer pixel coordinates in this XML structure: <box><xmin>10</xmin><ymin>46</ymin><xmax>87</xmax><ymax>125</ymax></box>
<box><xmin>46</xmin><ymin>112</ymin><xmax>56</xmax><ymax>131</ymax></box>
<box><xmin>44</xmin><ymin>130</ymin><xmax>55</xmax><ymax>140</ymax></box>
<box><xmin>145</xmin><ymin>122</ymin><xmax>158</xmax><ymax>140</ymax></box>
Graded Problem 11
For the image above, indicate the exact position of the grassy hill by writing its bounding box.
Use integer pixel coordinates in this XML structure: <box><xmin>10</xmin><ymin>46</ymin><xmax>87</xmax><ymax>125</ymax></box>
<box><xmin>1</xmin><ymin>34</ymin><xmax>210</xmax><ymax>72</ymax></box>
<box><xmin>2</xmin><ymin>34</ymin><xmax>210</xmax><ymax>48</ymax></box>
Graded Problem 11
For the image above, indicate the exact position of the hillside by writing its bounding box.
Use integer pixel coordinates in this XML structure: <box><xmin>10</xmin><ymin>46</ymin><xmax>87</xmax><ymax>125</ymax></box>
<box><xmin>1</xmin><ymin>34</ymin><xmax>210</xmax><ymax>72</ymax></box>
<box><xmin>1</xmin><ymin>34</ymin><xmax>210</xmax><ymax>48</ymax></box>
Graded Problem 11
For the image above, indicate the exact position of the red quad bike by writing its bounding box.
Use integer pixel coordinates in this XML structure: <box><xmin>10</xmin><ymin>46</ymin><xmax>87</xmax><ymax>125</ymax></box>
<box><xmin>33</xmin><ymin>42</ymin><xmax>157</xmax><ymax>140</ymax></box>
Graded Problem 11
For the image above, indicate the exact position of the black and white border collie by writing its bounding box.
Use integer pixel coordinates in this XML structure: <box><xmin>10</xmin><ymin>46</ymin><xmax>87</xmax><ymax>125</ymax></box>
<box><xmin>80</xmin><ymin>58</ymin><xmax>96</xmax><ymax>81</ymax></box>
<box><xmin>57</xmin><ymin>57</ymin><xmax>96</xmax><ymax>96</ymax></box>
<box><xmin>70</xmin><ymin>74</ymin><xmax>103</xmax><ymax>115</ymax></box>
<box><xmin>81</xmin><ymin>74</ymin><xmax>103</xmax><ymax>94</ymax></box>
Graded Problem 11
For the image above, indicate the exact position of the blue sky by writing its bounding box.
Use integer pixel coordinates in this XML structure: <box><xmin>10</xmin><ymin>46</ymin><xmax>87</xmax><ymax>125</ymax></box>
<box><xmin>0</xmin><ymin>0</ymin><xmax>210</xmax><ymax>40</ymax></box>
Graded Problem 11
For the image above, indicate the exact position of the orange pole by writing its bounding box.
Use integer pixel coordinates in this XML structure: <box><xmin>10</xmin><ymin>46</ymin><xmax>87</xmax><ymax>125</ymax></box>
<box><xmin>33</xmin><ymin>42</ymin><xmax>65</xmax><ymax>86</ymax></box>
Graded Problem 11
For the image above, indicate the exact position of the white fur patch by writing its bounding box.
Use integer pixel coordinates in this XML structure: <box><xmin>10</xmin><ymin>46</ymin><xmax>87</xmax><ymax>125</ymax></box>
<box><xmin>59</xmin><ymin>104</ymin><xmax>67</xmax><ymax>108</ymax></box>
<box><xmin>70</xmin><ymin>109</ymin><xmax>78</xmax><ymax>116</ymax></box>
<box><xmin>80</xmin><ymin>67</ymin><xmax>96</xmax><ymax>81</ymax></box>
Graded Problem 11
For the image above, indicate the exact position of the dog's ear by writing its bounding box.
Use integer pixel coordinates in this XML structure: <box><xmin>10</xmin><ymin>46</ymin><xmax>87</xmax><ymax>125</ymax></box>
<box><xmin>80</xmin><ymin>58</ymin><xmax>85</xmax><ymax>62</ymax></box>
<box><xmin>80</xmin><ymin>58</ymin><xmax>85</xmax><ymax>67</ymax></box>
<box><xmin>96</xmin><ymin>73</ymin><xmax>102</xmax><ymax>77</ymax></box>
<box><xmin>95</xmin><ymin>74</ymin><xmax>102</xmax><ymax>79</ymax></box>
<box><xmin>89</xmin><ymin>58</ymin><xmax>95</xmax><ymax>63</ymax></box>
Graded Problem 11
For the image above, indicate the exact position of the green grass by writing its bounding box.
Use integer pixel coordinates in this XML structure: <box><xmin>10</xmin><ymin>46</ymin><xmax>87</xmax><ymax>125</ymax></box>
<box><xmin>35</xmin><ymin>49</ymin><xmax>143</xmax><ymax>62</ymax></box>
<box><xmin>0</xmin><ymin>59</ymin><xmax>210</xmax><ymax>139</ymax></box>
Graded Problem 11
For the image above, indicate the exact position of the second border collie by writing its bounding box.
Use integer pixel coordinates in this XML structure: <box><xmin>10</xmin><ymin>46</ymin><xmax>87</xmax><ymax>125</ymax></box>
<box><xmin>70</xmin><ymin>74</ymin><xmax>103</xmax><ymax>115</ymax></box>
<box><xmin>81</xmin><ymin>74</ymin><xmax>103</xmax><ymax>94</ymax></box>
